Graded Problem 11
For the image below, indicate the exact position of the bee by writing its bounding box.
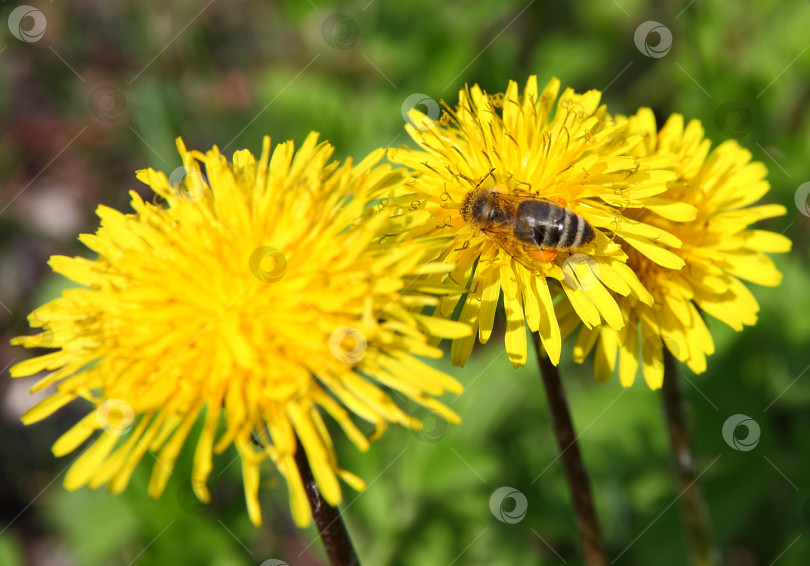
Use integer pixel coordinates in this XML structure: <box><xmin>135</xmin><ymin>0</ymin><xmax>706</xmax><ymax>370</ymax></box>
<box><xmin>460</xmin><ymin>187</ymin><xmax>595</xmax><ymax>269</ymax></box>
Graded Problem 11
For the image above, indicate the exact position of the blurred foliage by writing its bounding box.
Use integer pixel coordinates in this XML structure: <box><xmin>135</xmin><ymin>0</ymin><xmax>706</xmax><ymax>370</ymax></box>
<box><xmin>2</xmin><ymin>0</ymin><xmax>810</xmax><ymax>565</ymax></box>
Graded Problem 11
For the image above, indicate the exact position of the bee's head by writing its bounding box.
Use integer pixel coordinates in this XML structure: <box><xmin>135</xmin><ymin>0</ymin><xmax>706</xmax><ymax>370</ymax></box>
<box><xmin>461</xmin><ymin>188</ymin><xmax>497</xmax><ymax>223</ymax></box>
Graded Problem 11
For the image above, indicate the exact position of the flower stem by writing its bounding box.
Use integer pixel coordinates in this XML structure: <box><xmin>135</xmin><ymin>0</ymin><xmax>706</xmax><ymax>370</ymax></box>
<box><xmin>293</xmin><ymin>440</ymin><xmax>361</xmax><ymax>566</ymax></box>
<box><xmin>531</xmin><ymin>333</ymin><xmax>608</xmax><ymax>566</ymax></box>
<box><xmin>661</xmin><ymin>348</ymin><xmax>721</xmax><ymax>566</ymax></box>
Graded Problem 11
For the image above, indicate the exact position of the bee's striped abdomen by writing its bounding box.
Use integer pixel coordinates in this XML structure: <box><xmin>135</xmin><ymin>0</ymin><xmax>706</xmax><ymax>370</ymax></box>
<box><xmin>514</xmin><ymin>199</ymin><xmax>595</xmax><ymax>250</ymax></box>
<box><xmin>556</xmin><ymin>207</ymin><xmax>595</xmax><ymax>250</ymax></box>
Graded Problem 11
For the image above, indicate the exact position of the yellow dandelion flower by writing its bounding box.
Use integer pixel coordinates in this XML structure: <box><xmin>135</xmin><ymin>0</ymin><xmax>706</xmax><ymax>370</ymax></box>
<box><xmin>559</xmin><ymin>109</ymin><xmax>792</xmax><ymax>388</ymax></box>
<box><xmin>10</xmin><ymin>133</ymin><xmax>469</xmax><ymax>527</ymax></box>
<box><xmin>388</xmin><ymin>76</ymin><xmax>686</xmax><ymax>368</ymax></box>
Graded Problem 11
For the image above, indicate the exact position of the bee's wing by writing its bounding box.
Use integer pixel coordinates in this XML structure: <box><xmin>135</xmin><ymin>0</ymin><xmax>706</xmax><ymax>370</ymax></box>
<box><xmin>479</xmin><ymin>223</ymin><xmax>547</xmax><ymax>274</ymax></box>
<box><xmin>490</xmin><ymin>190</ymin><xmax>548</xmax><ymax>207</ymax></box>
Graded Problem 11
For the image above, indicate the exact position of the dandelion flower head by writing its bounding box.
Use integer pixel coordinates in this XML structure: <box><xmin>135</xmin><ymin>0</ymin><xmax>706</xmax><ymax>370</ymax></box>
<box><xmin>389</xmin><ymin>76</ymin><xmax>686</xmax><ymax>368</ymax></box>
<box><xmin>10</xmin><ymin>133</ymin><xmax>468</xmax><ymax>526</ymax></box>
<box><xmin>558</xmin><ymin>109</ymin><xmax>791</xmax><ymax>388</ymax></box>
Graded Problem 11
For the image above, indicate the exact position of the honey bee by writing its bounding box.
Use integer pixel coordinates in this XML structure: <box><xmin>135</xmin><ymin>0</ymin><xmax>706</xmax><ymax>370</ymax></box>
<box><xmin>460</xmin><ymin>187</ymin><xmax>595</xmax><ymax>269</ymax></box>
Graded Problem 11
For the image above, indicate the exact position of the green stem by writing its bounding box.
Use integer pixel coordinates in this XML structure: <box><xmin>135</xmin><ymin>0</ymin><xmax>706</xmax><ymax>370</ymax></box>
<box><xmin>532</xmin><ymin>332</ymin><xmax>609</xmax><ymax>566</ymax></box>
<box><xmin>661</xmin><ymin>348</ymin><xmax>721</xmax><ymax>566</ymax></box>
<box><xmin>294</xmin><ymin>440</ymin><xmax>361</xmax><ymax>566</ymax></box>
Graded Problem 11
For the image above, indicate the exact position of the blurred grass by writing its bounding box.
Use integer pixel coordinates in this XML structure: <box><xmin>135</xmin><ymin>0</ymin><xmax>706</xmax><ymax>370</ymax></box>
<box><xmin>2</xmin><ymin>0</ymin><xmax>810</xmax><ymax>565</ymax></box>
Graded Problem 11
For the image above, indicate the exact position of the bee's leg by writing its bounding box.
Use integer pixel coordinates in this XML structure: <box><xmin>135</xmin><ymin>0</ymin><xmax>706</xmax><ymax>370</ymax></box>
<box><xmin>549</xmin><ymin>196</ymin><xmax>568</xmax><ymax>208</ymax></box>
<box><xmin>529</xmin><ymin>249</ymin><xmax>557</xmax><ymax>262</ymax></box>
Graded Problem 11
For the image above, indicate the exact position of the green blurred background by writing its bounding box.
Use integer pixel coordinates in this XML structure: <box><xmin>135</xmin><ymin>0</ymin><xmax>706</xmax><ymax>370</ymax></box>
<box><xmin>2</xmin><ymin>1</ymin><xmax>809</xmax><ymax>565</ymax></box>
